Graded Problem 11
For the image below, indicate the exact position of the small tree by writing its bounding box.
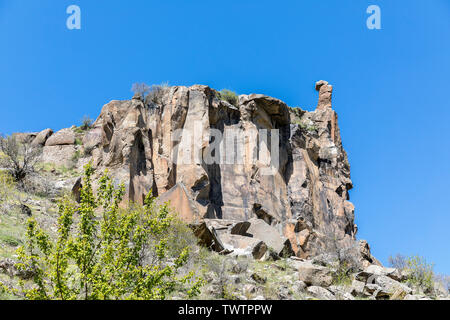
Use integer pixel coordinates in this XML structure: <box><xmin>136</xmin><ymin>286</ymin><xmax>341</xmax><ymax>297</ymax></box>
<box><xmin>80</xmin><ymin>116</ymin><xmax>93</xmax><ymax>131</ymax></box>
<box><xmin>10</xmin><ymin>163</ymin><xmax>202</xmax><ymax>300</ymax></box>
<box><xmin>131</xmin><ymin>83</ymin><xmax>151</xmax><ymax>100</ymax></box>
<box><xmin>0</xmin><ymin>135</ymin><xmax>42</xmax><ymax>189</ymax></box>
<box><xmin>131</xmin><ymin>82</ymin><xmax>169</xmax><ymax>106</ymax></box>
<box><xmin>145</xmin><ymin>83</ymin><xmax>167</xmax><ymax>105</ymax></box>
<box><xmin>389</xmin><ymin>253</ymin><xmax>435</xmax><ymax>293</ymax></box>
<box><xmin>405</xmin><ymin>255</ymin><xmax>434</xmax><ymax>293</ymax></box>
<box><xmin>388</xmin><ymin>254</ymin><xmax>408</xmax><ymax>270</ymax></box>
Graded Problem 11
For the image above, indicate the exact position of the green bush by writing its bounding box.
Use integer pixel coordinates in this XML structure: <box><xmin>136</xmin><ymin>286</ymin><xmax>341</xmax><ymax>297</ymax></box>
<box><xmin>80</xmin><ymin>116</ymin><xmax>93</xmax><ymax>131</ymax></box>
<box><xmin>218</xmin><ymin>89</ymin><xmax>239</xmax><ymax>106</ymax></box>
<box><xmin>0</xmin><ymin>234</ymin><xmax>21</xmax><ymax>247</ymax></box>
<box><xmin>389</xmin><ymin>254</ymin><xmax>435</xmax><ymax>293</ymax></box>
<box><xmin>405</xmin><ymin>255</ymin><xmax>434</xmax><ymax>293</ymax></box>
<box><xmin>5</xmin><ymin>163</ymin><xmax>203</xmax><ymax>300</ymax></box>
<box><xmin>332</xmin><ymin>262</ymin><xmax>353</xmax><ymax>286</ymax></box>
<box><xmin>292</xmin><ymin>119</ymin><xmax>318</xmax><ymax>133</ymax></box>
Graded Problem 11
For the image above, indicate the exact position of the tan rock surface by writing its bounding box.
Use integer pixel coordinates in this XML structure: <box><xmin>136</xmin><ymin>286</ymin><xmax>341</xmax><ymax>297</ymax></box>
<box><xmin>31</xmin><ymin>81</ymin><xmax>367</xmax><ymax>260</ymax></box>
<box><xmin>45</xmin><ymin>128</ymin><xmax>75</xmax><ymax>146</ymax></box>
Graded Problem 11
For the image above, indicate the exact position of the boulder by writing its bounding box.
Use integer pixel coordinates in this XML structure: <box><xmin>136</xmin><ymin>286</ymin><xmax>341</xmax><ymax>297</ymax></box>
<box><xmin>45</xmin><ymin>128</ymin><xmax>76</xmax><ymax>146</ymax></box>
<box><xmin>350</xmin><ymin>279</ymin><xmax>366</xmax><ymax>297</ymax></box>
<box><xmin>297</xmin><ymin>261</ymin><xmax>333</xmax><ymax>287</ymax></box>
<box><xmin>328</xmin><ymin>286</ymin><xmax>355</xmax><ymax>300</ymax></box>
<box><xmin>293</xmin><ymin>280</ymin><xmax>307</xmax><ymax>292</ymax></box>
<box><xmin>390</xmin><ymin>286</ymin><xmax>410</xmax><ymax>300</ymax></box>
<box><xmin>356</xmin><ymin>265</ymin><xmax>409</xmax><ymax>284</ymax></box>
<box><xmin>306</xmin><ymin>286</ymin><xmax>336</xmax><ymax>300</ymax></box>
<box><xmin>190</xmin><ymin>221</ymin><xmax>224</xmax><ymax>253</ymax></box>
<box><xmin>12</xmin><ymin>132</ymin><xmax>37</xmax><ymax>144</ymax></box>
<box><xmin>364</xmin><ymin>283</ymin><xmax>390</xmax><ymax>299</ymax></box>
<box><xmin>365</xmin><ymin>275</ymin><xmax>412</xmax><ymax>299</ymax></box>
<box><xmin>204</xmin><ymin>219</ymin><xmax>251</xmax><ymax>236</ymax></box>
<box><xmin>32</xmin><ymin>128</ymin><xmax>53</xmax><ymax>146</ymax></box>
<box><xmin>247</xmin><ymin>218</ymin><xmax>293</xmax><ymax>257</ymax></box>
<box><xmin>219</xmin><ymin>233</ymin><xmax>267</xmax><ymax>260</ymax></box>
<box><xmin>41</xmin><ymin>145</ymin><xmax>77</xmax><ymax>167</ymax></box>
<box><xmin>82</xmin><ymin>127</ymin><xmax>102</xmax><ymax>151</ymax></box>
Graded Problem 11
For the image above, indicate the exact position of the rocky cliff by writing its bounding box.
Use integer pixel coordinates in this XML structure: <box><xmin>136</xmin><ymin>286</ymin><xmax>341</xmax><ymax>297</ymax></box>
<box><xmin>6</xmin><ymin>81</ymin><xmax>450</xmax><ymax>301</ymax></box>
<box><xmin>31</xmin><ymin>80</ymin><xmax>369</xmax><ymax>261</ymax></box>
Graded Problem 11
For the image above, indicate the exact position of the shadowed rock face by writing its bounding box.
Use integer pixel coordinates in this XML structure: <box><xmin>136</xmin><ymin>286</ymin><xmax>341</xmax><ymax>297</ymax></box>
<box><xmin>84</xmin><ymin>81</ymin><xmax>357</xmax><ymax>258</ymax></box>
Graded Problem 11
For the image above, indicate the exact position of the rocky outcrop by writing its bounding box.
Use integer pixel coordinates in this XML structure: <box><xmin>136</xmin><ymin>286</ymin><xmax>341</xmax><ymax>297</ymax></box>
<box><xmin>12</xmin><ymin>132</ymin><xmax>38</xmax><ymax>144</ymax></box>
<box><xmin>35</xmin><ymin>81</ymin><xmax>363</xmax><ymax>260</ymax></box>
<box><xmin>31</xmin><ymin>128</ymin><xmax>53</xmax><ymax>146</ymax></box>
<box><xmin>45</xmin><ymin>128</ymin><xmax>75</xmax><ymax>146</ymax></box>
<box><xmin>41</xmin><ymin>145</ymin><xmax>77</xmax><ymax>167</ymax></box>
<box><xmin>9</xmin><ymin>81</ymin><xmax>450</xmax><ymax>301</ymax></box>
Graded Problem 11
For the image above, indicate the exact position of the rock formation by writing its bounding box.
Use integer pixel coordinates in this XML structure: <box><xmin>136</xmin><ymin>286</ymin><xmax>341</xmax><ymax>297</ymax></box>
<box><xmin>6</xmin><ymin>81</ymin><xmax>449</xmax><ymax>301</ymax></box>
<box><xmin>41</xmin><ymin>80</ymin><xmax>360</xmax><ymax>260</ymax></box>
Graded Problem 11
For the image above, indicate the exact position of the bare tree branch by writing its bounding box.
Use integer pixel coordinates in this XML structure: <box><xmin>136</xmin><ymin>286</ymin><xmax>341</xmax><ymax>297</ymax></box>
<box><xmin>0</xmin><ymin>135</ymin><xmax>42</xmax><ymax>189</ymax></box>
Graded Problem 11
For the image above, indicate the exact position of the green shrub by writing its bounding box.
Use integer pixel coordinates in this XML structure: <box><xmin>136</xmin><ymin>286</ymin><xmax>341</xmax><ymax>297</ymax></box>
<box><xmin>218</xmin><ymin>89</ymin><xmax>239</xmax><ymax>106</ymax></box>
<box><xmin>5</xmin><ymin>163</ymin><xmax>203</xmax><ymax>300</ymax></box>
<box><xmin>0</xmin><ymin>234</ymin><xmax>22</xmax><ymax>247</ymax></box>
<box><xmin>332</xmin><ymin>262</ymin><xmax>353</xmax><ymax>286</ymax></box>
<box><xmin>389</xmin><ymin>254</ymin><xmax>435</xmax><ymax>293</ymax></box>
<box><xmin>405</xmin><ymin>255</ymin><xmax>434</xmax><ymax>293</ymax></box>
<box><xmin>293</xmin><ymin>119</ymin><xmax>318</xmax><ymax>133</ymax></box>
<box><xmin>80</xmin><ymin>116</ymin><xmax>93</xmax><ymax>131</ymax></box>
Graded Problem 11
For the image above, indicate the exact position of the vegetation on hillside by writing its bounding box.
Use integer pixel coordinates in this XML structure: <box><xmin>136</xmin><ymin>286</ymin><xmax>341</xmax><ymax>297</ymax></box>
<box><xmin>1</xmin><ymin>163</ymin><xmax>203</xmax><ymax>300</ymax></box>
<box><xmin>388</xmin><ymin>254</ymin><xmax>436</xmax><ymax>293</ymax></box>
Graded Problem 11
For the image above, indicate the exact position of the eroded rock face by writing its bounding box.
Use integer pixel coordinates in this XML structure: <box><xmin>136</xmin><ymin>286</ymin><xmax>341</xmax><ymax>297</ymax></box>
<box><xmin>82</xmin><ymin>82</ymin><xmax>359</xmax><ymax>258</ymax></box>
<box><xmin>35</xmin><ymin>81</ymin><xmax>362</xmax><ymax>259</ymax></box>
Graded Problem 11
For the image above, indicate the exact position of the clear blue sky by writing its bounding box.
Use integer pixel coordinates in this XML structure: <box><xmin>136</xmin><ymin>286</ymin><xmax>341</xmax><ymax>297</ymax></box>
<box><xmin>0</xmin><ymin>0</ymin><xmax>449</xmax><ymax>273</ymax></box>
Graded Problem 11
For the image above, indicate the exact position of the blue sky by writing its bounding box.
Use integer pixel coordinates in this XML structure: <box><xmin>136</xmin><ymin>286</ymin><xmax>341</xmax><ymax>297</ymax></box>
<box><xmin>0</xmin><ymin>0</ymin><xmax>449</xmax><ymax>273</ymax></box>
